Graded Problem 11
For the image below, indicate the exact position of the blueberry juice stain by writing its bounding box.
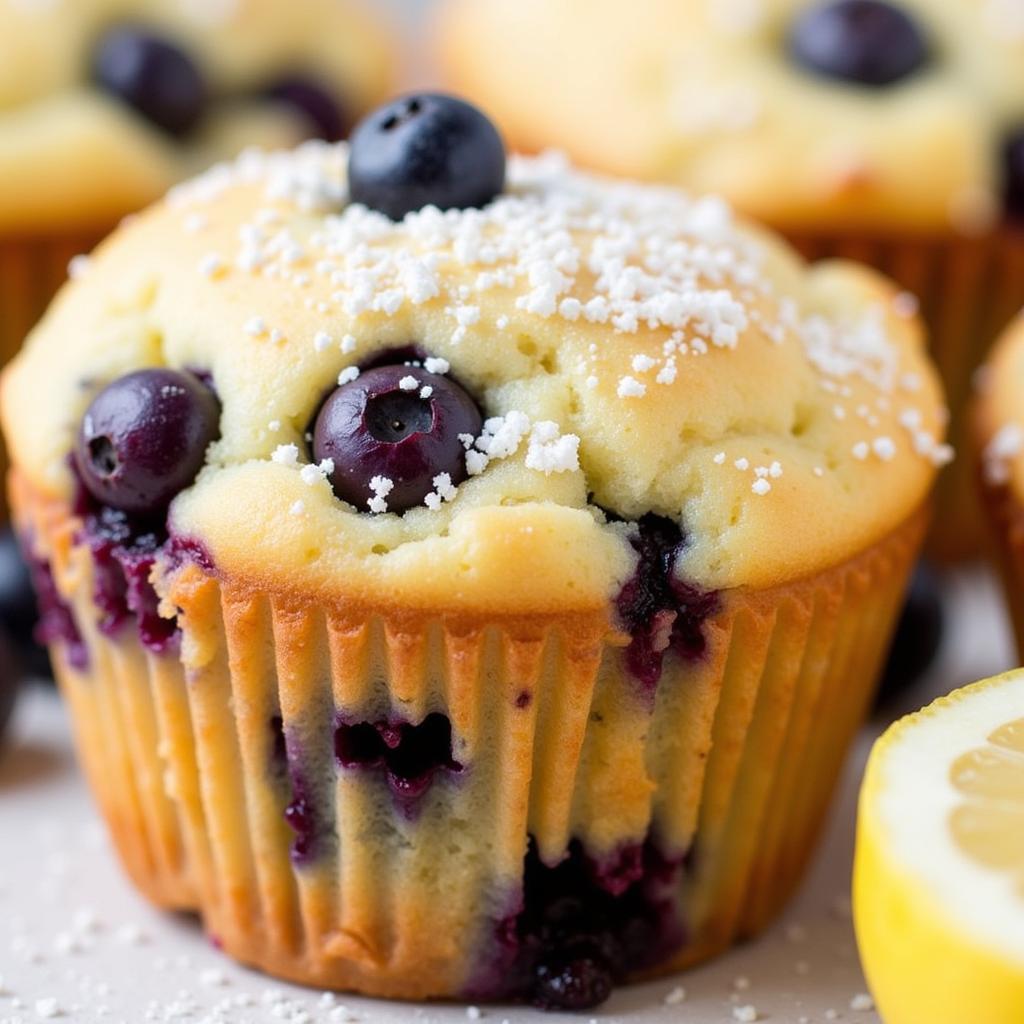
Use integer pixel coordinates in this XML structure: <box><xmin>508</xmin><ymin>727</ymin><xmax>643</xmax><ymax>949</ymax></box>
<box><xmin>22</xmin><ymin>538</ymin><xmax>88</xmax><ymax>671</ymax></box>
<box><xmin>335</xmin><ymin>713</ymin><xmax>463</xmax><ymax>815</ymax></box>
<box><xmin>274</xmin><ymin>713</ymin><xmax>463</xmax><ymax>865</ymax></box>
<box><xmin>615</xmin><ymin>514</ymin><xmax>719</xmax><ymax>694</ymax></box>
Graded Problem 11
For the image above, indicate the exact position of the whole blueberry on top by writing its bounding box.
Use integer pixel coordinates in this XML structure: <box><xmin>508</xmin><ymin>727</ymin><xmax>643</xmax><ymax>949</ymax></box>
<box><xmin>1004</xmin><ymin>128</ymin><xmax>1024</xmax><ymax>221</ymax></box>
<box><xmin>347</xmin><ymin>93</ymin><xmax>506</xmax><ymax>221</ymax></box>
<box><xmin>788</xmin><ymin>0</ymin><xmax>930</xmax><ymax>87</ymax></box>
<box><xmin>75</xmin><ymin>369</ymin><xmax>221</xmax><ymax>518</ymax></box>
<box><xmin>91</xmin><ymin>26</ymin><xmax>208</xmax><ymax>136</ymax></box>
<box><xmin>312</xmin><ymin>364</ymin><xmax>483</xmax><ymax>514</ymax></box>
<box><xmin>265</xmin><ymin>76</ymin><xmax>350</xmax><ymax>142</ymax></box>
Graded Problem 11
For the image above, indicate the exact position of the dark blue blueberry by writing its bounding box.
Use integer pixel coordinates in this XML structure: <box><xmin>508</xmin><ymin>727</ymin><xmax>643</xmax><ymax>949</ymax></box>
<box><xmin>75</xmin><ymin>369</ymin><xmax>220</xmax><ymax>518</ymax></box>
<box><xmin>348</xmin><ymin>93</ymin><xmax>506</xmax><ymax>220</ymax></box>
<box><xmin>313</xmin><ymin>364</ymin><xmax>482</xmax><ymax>515</ymax></box>
<box><xmin>265</xmin><ymin>75</ymin><xmax>350</xmax><ymax>142</ymax></box>
<box><xmin>0</xmin><ymin>529</ymin><xmax>50</xmax><ymax>679</ymax></box>
<box><xmin>788</xmin><ymin>1</ymin><xmax>930</xmax><ymax>87</ymax></box>
<box><xmin>91</xmin><ymin>26</ymin><xmax>208</xmax><ymax>136</ymax></box>
<box><xmin>533</xmin><ymin>952</ymin><xmax>613</xmax><ymax>1012</ymax></box>
<box><xmin>1004</xmin><ymin>128</ymin><xmax>1024</xmax><ymax>221</ymax></box>
<box><xmin>876</xmin><ymin>562</ymin><xmax>944</xmax><ymax>706</ymax></box>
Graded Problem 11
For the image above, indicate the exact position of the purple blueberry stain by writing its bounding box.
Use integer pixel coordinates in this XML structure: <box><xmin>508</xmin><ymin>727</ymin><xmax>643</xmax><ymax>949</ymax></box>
<box><xmin>78</xmin><ymin>504</ymin><xmax>178</xmax><ymax>654</ymax></box>
<box><xmin>283</xmin><ymin>772</ymin><xmax>321</xmax><ymax>865</ymax></box>
<box><xmin>275</xmin><ymin>720</ymin><xmax>334</xmax><ymax>866</ymax></box>
<box><xmin>614</xmin><ymin>514</ymin><xmax>719</xmax><ymax>694</ymax></box>
<box><xmin>22</xmin><ymin>541</ymin><xmax>88</xmax><ymax>672</ymax></box>
<box><xmin>335</xmin><ymin>713</ymin><xmax>462</xmax><ymax>815</ymax></box>
<box><xmin>468</xmin><ymin>838</ymin><xmax>686</xmax><ymax>1011</ymax></box>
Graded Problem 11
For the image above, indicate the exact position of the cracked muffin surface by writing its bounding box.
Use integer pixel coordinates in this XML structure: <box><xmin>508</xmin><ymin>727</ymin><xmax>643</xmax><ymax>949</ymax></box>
<box><xmin>3</xmin><ymin>145</ymin><xmax>947</xmax><ymax>611</ymax></box>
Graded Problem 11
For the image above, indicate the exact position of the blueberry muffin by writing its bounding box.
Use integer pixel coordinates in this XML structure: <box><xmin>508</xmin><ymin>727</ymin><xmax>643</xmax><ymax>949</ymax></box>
<box><xmin>1</xmin><ymin>95</ymin><xmax>948</xmax><ymax>1009</ymax></box>
<box><xmin>975</xmin><ymin>310</ymin><xmax>1024</xmax><ymax>652</ymax></box>
<box><xmin>438</xmin><ymin>0</ymin><xmax>1024</xmax><ymax>558</ymax></box>
<box><xmin>0</xmin><ymin>0</ymin><xmax>394</xmax><ymax>368</ymax></box>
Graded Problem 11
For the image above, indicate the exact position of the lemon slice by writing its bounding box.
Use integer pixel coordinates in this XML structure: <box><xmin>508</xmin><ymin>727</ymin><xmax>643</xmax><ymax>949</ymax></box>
<box><xmin>854</xmin><ymin>671</ymin><xmax>1024</xmax><ymax>1024</ymax></box>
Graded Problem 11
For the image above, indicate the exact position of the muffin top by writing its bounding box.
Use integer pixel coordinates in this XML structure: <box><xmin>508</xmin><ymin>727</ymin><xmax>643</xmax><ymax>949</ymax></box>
<box><xmin>439</xmin><ymin>0</ymin><xmax>1024</xmax><ymax>236</ymax></box>
<box><xmin>1</xmin><ymin>137</ymin><xmax>948</xmax><ymax>614</ymax></box>
<box><xmin>978</xmin><ymin>311</ymin><xmax>1024</xmax><ymax>496</ymax></box>
<box><xmin>0</xmin><ymin>0</ymin><xmax>393</xmax><ymax>235</ymax></box>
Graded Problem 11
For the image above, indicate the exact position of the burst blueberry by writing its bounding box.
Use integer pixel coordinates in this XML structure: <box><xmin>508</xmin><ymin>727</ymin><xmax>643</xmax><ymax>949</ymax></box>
<box><xmin>788</xmin><ymin>0</ymin><xmax>930</xmax><ymax>87</ymax></box>
<box><xmin>75</xmin><ymin>368</ymin><xmax>221</xmax><ymax>518</ymax></box>
<box><xmin>91</xmin><ymin>26</ymin><xmax>208</xmax><ymax>136</ymax></box>
<box><xmin>347</xmin><ymin>93</ymin><xmax>506</xmax><ymax>220</ymax></box>
<box><xmin>312</xmin><ymin>364</ymin><xmax>482</xmax><ymax>514</ymax></box>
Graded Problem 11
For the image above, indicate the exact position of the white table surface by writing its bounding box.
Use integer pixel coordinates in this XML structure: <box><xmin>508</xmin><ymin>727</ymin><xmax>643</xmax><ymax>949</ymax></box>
<box><xmin>0</xmin><ymin>568</ymin><xmax>1014</xmax><ymax>1024</ymax></box>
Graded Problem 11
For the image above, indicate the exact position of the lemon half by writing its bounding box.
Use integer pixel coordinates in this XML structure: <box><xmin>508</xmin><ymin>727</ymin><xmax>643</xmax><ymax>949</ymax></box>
<box><xmin>855</xmin><ymin>671</ymin><xmax>1024</xmax><ymax>1024</ymax></box>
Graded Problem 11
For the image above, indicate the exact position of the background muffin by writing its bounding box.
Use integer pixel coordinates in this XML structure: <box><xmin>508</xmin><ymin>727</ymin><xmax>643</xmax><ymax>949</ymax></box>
<box><xmin>975</xmin><ymin>309</ymin><xmax>1024</xmax><ymax>653</ymax></box>
<box><xmin>2</xmin><ymin>97</ymin><xmax>947</xmax><ymax>1008</ymax></box>
<box><xmin>0</xmin><ymin>0</ymin><xmax>395</xmax><ymax>369</ymax></box>
<box><xmin>438</xmin><ymin>0</ymin><xmax>1024</xmax><ymax>558</ymax></box>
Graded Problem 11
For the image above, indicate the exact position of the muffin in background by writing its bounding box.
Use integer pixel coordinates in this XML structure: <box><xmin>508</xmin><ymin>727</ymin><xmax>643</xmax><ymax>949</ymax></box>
<box><xmin>975</xmin><ymin>309</ymin><xmax>1024</xmax><ymax>653</ymax></box>
<box><xmin>0</xmin><ymin>0</ymin><xmax>395</xmax><ymax>368</ymax></box>
<box><xmin>438</xmin><ymin>0</ymin><xmax>1024</xmax><ymax>559</ymax></box>
<box><xmin>1</xmin><ymin>93</ymin><xmax>949</xmax><ymax>1008</ymax></box>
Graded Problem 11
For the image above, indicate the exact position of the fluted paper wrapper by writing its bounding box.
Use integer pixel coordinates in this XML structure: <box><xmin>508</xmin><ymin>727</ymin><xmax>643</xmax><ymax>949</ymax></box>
<box><xmin>790</xmin><ymin>228</ymin><xmax>1024</xmax><ymax>561</ymax></box>
<box><xmin>14</xmin><ymin>471</ymin><xmax>926</xmax><ymax>999</ymax></box>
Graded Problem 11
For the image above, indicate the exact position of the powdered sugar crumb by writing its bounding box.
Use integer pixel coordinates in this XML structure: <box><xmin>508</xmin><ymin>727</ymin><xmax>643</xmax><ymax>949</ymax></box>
<box><xmin>367</xmin><ymin>476</ymin><xmax>394</xmax><ymax>515</ymax></box>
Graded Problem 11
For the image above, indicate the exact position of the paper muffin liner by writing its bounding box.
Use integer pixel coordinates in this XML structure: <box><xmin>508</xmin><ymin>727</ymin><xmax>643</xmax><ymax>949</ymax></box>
<box><xmin>788</xmin><ymin>226</ymin><xmax>1024</xmax><ymax>562</ymax></box>
<box><xmin>13</xmin><ymin>469</ymin><xmax>926</xmax><ymax>1000</ymax></box>
<box><xmin>0</xmin><ymin>233</ymin><xmax>99</xmax><ymax>519</ymax></box>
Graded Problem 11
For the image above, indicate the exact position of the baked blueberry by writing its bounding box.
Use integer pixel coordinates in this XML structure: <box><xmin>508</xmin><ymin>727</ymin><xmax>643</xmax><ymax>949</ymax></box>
<box><xmin>348</xmin><ymin>93</ymin><xmax>506</xmax><ymax>220</ymax></box>
<box><xmin>313</xmin><ymin>364</ymin><xmax>482</xmax><ymax>514</ymax></box>
<box><xmin>91</xmin><ymin>26</ymin><xmax>207</xmax><ymax>136</ymax></box>
<box><xmin>533</xmin><ymin>952</ymin><xmax>613</xmax><ymax>1011</ymax></box>
<box><xmin>788</xmin><ymin>0</ymin><xmax>930</xmax><ymax>87</ymax></box>
<box><xmin>265</xmin><ymin>76</ymin><xmax>350</xmax><ymax>142</ymax></box>
<box><xmin>1004</xmin><ymin>128</ymin><xmax>1024</xmax><ymax>221</ymax></box>
<box><xmin>876</xmin><ymin>562</ymin><xmax>944</xmax><ymax>705</ymax></box>
<box><xmin>75</xmin><ymin>368</ymin><xmax>220</xmax><ymax>518</ymax></box>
